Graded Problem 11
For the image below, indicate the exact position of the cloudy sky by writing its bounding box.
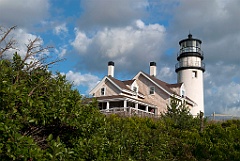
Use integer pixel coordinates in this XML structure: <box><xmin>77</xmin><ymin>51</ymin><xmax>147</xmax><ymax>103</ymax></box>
<box><xmin>1</xmin><ymin>0</ymin><xmax>240</xmax><ymax>116</ymax></box>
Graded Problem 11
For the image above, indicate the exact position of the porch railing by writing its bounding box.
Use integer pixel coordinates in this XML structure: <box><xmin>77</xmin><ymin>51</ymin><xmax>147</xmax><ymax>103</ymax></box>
<box><xmin>100</xmin><ymin>107</ymin><xmax>155</xmax><ymax>117</ymax></box>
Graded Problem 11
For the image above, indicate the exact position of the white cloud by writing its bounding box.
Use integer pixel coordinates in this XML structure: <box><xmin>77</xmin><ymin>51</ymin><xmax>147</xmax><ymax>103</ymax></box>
<box><xmin>169</xmin><ymin>0</ymin><xmax>240</xmax><ymax>65</ymax></box>
<box><xmin>203</xmin><ymin>63</ymin><xmax>240</xmax><ymax>115</ymax></box>
<box><xmin>0</xmin><ymin>0</ymin><xmax>49</xmax><ymax>27</ymax></box>
<box><xmin>205</xmin><ymin>82</ymin><xmax>240</xmax><ymax>116</ymax></box>
<box><xmin>54</xmin><ymin>47</ymin><xmax>67</xmax><ymax>58</ymax></box>
<box><xmin>54</xmin><ymin>23</ymin><xmax>68</xmax><ymax>35</ymax></box>
<box><xmin>64</xmin><ymin>71</ymin><xmax>100</xmax><ymax>93</ymax></box>
<box><xmin>72</xmin><ymin>20</ymin><xmax>166</xmax><ymax>74</ymax></box>
<box><xmin>157</xmin><ymin>66</ymin><xmax>175</xmax><ymax>82</ymax></box>
<box><xmin>0</xmin><ymin>27</ymin><xmax>53</xmax><ymax>69</ymax></box>
<box><xmin>59</xmin><ymin>48</ymin><xmax>67</xmax><ymax>58</ymax></box>
<box><xmin>1</xmin><ymin>28</ymin><xmax>42</xmax><ymax>58</ymax></box>
<box><xmin>71</xmin><ymin>28</ymin><xmax>91</xmax><ymax>53</ymax></box>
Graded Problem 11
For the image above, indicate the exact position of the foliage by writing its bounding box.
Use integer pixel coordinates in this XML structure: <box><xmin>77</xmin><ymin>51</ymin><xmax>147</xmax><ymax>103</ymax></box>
<box><xmin>162</xmin><ymin>96</ymin><xmax>199</xmax><ymax>130</ymax></box>
<box><xmin>1</xmin><ymin>26</ymin><xmax>240</xmax><ymax>160</ymax></box>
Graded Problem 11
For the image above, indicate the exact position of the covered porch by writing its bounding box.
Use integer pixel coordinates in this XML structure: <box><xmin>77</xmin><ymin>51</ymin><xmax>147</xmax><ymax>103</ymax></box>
<box><xmin>96</xmin><ymin>95</ymin><xmax>157</xmax><ymax>115</ymax></box>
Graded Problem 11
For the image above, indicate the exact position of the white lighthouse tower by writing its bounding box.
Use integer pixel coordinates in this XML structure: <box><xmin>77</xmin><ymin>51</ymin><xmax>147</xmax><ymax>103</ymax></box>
<box><xmin>175</xmin><ymin>34</ymin><xmax>205</xmax><ymax>116</ymax></box>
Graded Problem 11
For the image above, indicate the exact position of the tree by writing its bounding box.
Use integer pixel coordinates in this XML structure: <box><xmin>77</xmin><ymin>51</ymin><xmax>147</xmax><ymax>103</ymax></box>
<box><xmin>162</xmin><ymin>96</ymin><xmax>195</xmax><ymax>130</ymax></box>
<box><xmin>0</xmin><ymin>26</ymin><xmax>83</xmax><ymax>160</ymax></box>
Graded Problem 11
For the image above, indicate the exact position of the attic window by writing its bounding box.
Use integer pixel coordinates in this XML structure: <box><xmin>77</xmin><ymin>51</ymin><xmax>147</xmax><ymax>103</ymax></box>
<box><xmin>149</xmin><ymin>86</ymin><xmax>155</xmax><ymax>95</ymax></box>
<box><xmin>133</xmin><ymin>86</ymin><xmax>138</xmax><ymax>93</ymax></box>
<box><xmin>100</xmin><ymin>87</ymin><xmax>105</xmax><ymax>96</ymax></box>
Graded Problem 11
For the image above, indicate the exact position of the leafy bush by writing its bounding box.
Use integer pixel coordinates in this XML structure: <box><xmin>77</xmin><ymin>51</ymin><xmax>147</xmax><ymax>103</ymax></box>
<box><xmin>1</xmin><ymin>26</ymin><xmax>240</xmax><ymax>161</ymax></box>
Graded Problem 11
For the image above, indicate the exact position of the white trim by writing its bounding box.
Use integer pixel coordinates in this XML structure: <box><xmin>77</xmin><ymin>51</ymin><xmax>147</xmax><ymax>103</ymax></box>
<box><xmin>132</xmin><ymin>72</ymin><xmax>195</xmax><ymax>106</ymax></box>
<box><xmin>180</xmin><ymin>83</ymin><xmax>185</xmax><ymax>97</ymax></box>
<box><xmin>133</xmin><ymin>72</ymin><xmax>172</xmax><ymax>96</ymax></box>
<box><xmin>172</xmin><ymin>94</ymin><xmax>195</xmax><ymax>106</ymax></box>
<box><xmin>135</xmin><ymin>103</ymin><xmax>138</xmax><ymax>109</ymax></box>
<box><xmin>89</xmin><ymin>76</ymin><xmax>123</xmax><ymax>95</ymax></box>
<box><xmin>97</xmin><ymin>97</ymin><xmax>157</xmax><ymax>109</ymax></box>
<box><xmin>107</xmin><ymin>77</ymin><xmax>138</xmax><ymax>96</ymax></box>
<box><xmin>90</xmin><ymin>75</ymin><xmax>145</xmax><ymax>98</ymax></box>
<box><xmin>100</xmin><ymin>87</ymin><xmax>106</xmax><ymax>96</ymax></box>
<box><xmin>89</xmin><ymin>76</ymin><xmax>107</xmax><ymax>95</ymax></box>
<box><xmin>146</xmin><ymin>106</ymin><xmax>149</xmax><ymax>112</ymax></box>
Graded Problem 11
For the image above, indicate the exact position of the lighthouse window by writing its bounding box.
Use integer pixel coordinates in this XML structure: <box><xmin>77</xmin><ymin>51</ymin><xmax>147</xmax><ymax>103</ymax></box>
<box><xmin>186</xmin><ymin>40</ymin><xmax>192</xmax><ymax>47</ymax></box>
<box><xmin>192</xmin><ymin>71</ymin><xmax>197</xmax><ymax>78</ymax></box>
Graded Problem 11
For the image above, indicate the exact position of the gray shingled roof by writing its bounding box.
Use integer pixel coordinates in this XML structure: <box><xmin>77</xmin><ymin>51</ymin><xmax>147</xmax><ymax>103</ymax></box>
<box><xmin>142</xmin><ymin>72</ymin><xmax>176</xmax><ymax>94</ymax></box>
<box><xmin>106</xmin><ymin>73</ymin><xmax>194</xmax><ymax>102</ymax></box>
<box><xmin>108</xmin><ymin>76</ymin><xmax>132</xmax><ymax>91</ymax></box>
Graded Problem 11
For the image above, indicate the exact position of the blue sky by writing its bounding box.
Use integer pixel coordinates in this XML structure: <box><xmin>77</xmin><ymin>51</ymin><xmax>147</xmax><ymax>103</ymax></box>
<box><xmin>1</xmin><ymin>0</ymin><xmax>240</xmax><ymax>116</ymax></box>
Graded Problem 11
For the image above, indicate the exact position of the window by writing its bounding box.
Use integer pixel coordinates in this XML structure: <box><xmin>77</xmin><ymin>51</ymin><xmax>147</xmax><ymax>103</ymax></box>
<box><xmin>100</xmin><ymin>87</ymin><xmax>105</xmax><ymax>96</ymax></box>
<box><xmin>133</xmin><ymin>86</ymin><xmax>137</xmax><ymax>93</ymax></box>
<box><xmin>149</xmin><ymin>86</ymin><xmax>155</xmax><ymax>95</ymax></box>
<box><xmin>192</xmin><ymin>71</ymin><xmax>197</xmax><ymax>78</ymax></box>
<box><xmin>186</xmin><ymin>40</ymin><xmax>192</xmax><ymax>47</ymax></box>
<box><xmin>181</xmin><ymin>90</ymin><xmax>185</xmax><ymax>97</ymax></box>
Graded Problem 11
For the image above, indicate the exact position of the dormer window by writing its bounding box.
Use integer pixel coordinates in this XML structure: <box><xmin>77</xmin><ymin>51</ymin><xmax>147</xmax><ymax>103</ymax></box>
<box><xmin>133</xmin><ymin>86</ymin><xmax>138</xmax><ymax>93</ymax></box>
<box><xmin>100</xmin><ymin>87</ymin><xmax>105</xmax><ymax>96</ymax></box>
<box><xmin>181</xmin><ymin>90</ymin><xmax>185</xmax><ymax>97</ymax></box>
<box><xmin>149</xmin><ymin>86</ymin><xmax>155</xmax><ymax>95</ymax></box>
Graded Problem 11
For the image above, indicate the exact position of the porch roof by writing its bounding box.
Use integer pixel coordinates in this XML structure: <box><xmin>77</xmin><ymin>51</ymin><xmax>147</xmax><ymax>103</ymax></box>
<box><xmin>95</xmin><ymin>95</ymin><xmax>157</xmax><ymax>108</ymax></box>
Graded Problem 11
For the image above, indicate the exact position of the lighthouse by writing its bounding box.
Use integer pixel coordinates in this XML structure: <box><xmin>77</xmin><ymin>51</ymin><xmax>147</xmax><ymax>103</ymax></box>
<box><xmin>175</xmin><ymin>34</ymin><xmax>205</xmax><ymax>116</ymax></box>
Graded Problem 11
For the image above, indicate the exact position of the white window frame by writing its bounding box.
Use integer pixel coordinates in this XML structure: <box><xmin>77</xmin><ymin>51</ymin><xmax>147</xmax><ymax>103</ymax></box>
<box><xmin>149</xmin><ymin>86</ymin><xmax>155</xmax><ymax>95</ymax></box>
<box><xmin>133</xmin><ymin>86</ymin><xmax>138</xmax><ymax>93</ymax></box>
<box><xmin>181</xmin><ymin>90</ymin><xmax>185</xmax><ymax>97</ymax></box>
<box><xmin>100</xmin><ymin>87</ymin><xmax>106</xmax><ymax>96</ymax></box>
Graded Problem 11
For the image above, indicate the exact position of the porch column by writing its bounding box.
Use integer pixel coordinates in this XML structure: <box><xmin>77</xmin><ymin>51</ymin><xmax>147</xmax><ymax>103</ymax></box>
<box><xmin>124</xmin><ymin>100</ymin><xmax>127</xmax><ymax>111</ymax></box>
<box><xmin>135</xmin><ymin>103</ymin><xmax>138</xmax><ymax>109</ymax></box>
<box><xmin>106</xmin><ymin>101</ymin><xmax>109</xmax><ymax>111</ymax></box>
<box><xmin>146</xmin><ymin>106</ymin><xmax>149</xmax><ymax>112</ymax></box>
<box><xmin>154</xmin><ymin>108</ymin><xmax>157</xmax><ymax>115</ymax></box>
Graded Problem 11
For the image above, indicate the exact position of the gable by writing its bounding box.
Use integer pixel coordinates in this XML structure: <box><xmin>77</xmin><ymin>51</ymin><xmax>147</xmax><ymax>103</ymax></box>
<box><xmin>136</xmin><ymin>74</ymin><xmax>169</xmax><ymax>99</ymax></box>
<box><xmin>89</xmin><ymin>76</ymin><xmax>141</xmax><ymax>97</ymax></box>
<box><xmin>95</xmin><ymin>79</ymin><xmax>121</xmax><ymax>97</ymax></box>
<box><xmin>133</xmin><ymin>71</ymin><xmax>174</xmax><ymax>96</ymax></box>
<box><xmin>89</xmin><ymin>76</ymin><xmax>122</xmax><ymax>96</ymax></box>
